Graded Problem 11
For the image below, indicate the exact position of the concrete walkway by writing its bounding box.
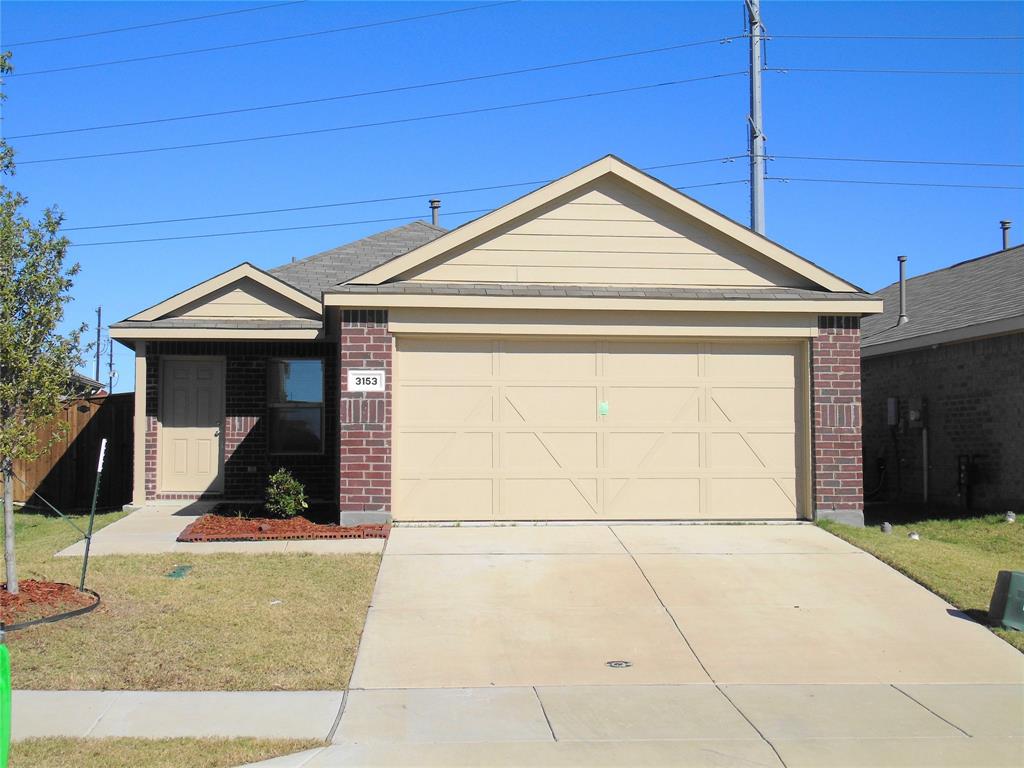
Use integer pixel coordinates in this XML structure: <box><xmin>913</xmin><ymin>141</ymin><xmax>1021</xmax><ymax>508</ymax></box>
<box><xmin>56</xmin><ymin>502</ymin><xmax>384</xmax><ymax>557</ymax></box>
<box><xmin>13</xmin><ymin>690</ymin><xmax>345</xmax><ymax>741</ymax></box>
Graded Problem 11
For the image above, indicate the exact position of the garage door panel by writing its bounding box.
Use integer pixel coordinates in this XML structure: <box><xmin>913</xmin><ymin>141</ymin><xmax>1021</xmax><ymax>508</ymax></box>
<box><xmin>607</xmin><ymin>432</ymin><xmax>700</xmax><ymax>471</ymax></box>
<box><xmin>394</xmin><ymin>338</ymin><xmax>803</xmax><ymax>521</ymax></box>
<box><xmin>399</xmin><ymin>337</ymin><xmax>495</xmax><ymax>379</ymax></box>
<box><xmin>607</xmin><ymin>477</ymin><xmax>702</xmax><ymax>518</ymax></box>
<box><xmin>504</xmin><ymin>432</ymin><xmax>599</xmax><ymax>470</ymax></box>
<box><xmin>605</xmin><ymin>387</ymin><xmax>700</xmax><ymax>424</ymax></box>
<box><xmin>709</xmin><ymin>433</ymin><xmax>795</xmax><ymax>470</ymax></box>
<box><xmin>501</xmin><ymin>339</ymin><xmax>598</xmax><ymax>379</ymax></box>
<box><xmin>706</xmin><ymin>343</ymin><xmax>797</xmax><ymax>380</ymax></box>
<box><xmin>401</xmin><ymin>386</ymin><xmax>494</xmax><ymax>426</ymax></box>
<box><xmin>709</xmin><ymin>387</ymin><xmax>795</xmax><ymax>424</ymax></box>
<box><xmin>603</xmin><ymin>341</ymin><xmax>699</xmax><ymax>378</ymax></box>
<box><xmin>396</xmin><ymin>478</ymin><xmax>493</xmax><ymax>519</ymax></box>
<box><xmin>398</xmin><ymin>432</ymin><xmax>495</xmax><ymax>471</ymax></box>
<box><xmin>504</xmin><ymin>478</ymin><xmax>598</xmax><ymax>518</ymax></box>
<box><xmin>709</xmin><ymin>477</ymin><xmax>797</xmax><ymax>519</ymax></box>
<box><xmin>502</xmin><ymin>387</ymin><xmax>598</xmax><ymax>424</ymax></box>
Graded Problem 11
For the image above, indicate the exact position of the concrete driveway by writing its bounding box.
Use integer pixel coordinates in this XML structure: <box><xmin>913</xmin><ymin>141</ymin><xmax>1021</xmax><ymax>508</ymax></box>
<box><xmin>255</xmin><ymin>523</ymin><xmax>1024</xmax><ymax>767</ymax></box>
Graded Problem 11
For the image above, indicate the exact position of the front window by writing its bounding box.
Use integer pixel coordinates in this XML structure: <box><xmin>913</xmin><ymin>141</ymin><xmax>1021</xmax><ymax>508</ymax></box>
<box><xmin>268</xmin><ymin>359</ymin><xmax>324</xmax><ymax>454</ymax></box>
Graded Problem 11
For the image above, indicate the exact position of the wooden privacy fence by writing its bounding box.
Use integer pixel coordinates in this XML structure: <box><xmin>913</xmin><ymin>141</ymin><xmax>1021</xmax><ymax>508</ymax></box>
<box><xmin>11</xmin><ymin>392</ymin><xmax>133</xmax><ymax>511</ymax></box>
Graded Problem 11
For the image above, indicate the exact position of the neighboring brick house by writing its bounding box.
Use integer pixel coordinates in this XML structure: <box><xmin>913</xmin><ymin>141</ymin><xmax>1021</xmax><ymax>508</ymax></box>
<box><xmin>111</xmin><ymin>156</ymin><xmax>881</xmax><ymax>525</ymax></box>
<box><xmin>861</xmin><ymin>244</ymin><xmax>1024</xmax><ymax>513</ymax></box>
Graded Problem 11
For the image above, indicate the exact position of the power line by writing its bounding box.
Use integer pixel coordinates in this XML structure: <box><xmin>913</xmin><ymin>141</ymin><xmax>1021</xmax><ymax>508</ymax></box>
<box><xmin>3</xmin><ymin>1</ymin><xmax>303</xmax><ymax>47</ymax></box>
<box><xmin>768</xmin><ymin>66</ymin><xmax>1024</xmax><ymax>76</ymax></box>
<box><xmin>68</xmin><ymin>179</ymin><xmax>751</xmax><ymax>247</ymax></box>
<box><xmin>772</xmin><ymin>154</ymin><xmax>1024</xmax><ymax>169</ymax></box>
<box><xmin>768</xmin><ymin>33</ymin><xmax>1024</xmax><ymax>41</ymax></box>
<box><xmin>69</xmin><ymin>209</ymin><xmax>493</xmax><ymax>247</ymax></box>
<box><xmin>62</xmin><ymin>157</ymin><xmax>743</xmax><ymax>231</ymax></box>
<box><xmin>768</xmin><ymin>176</ymin><xmax>1024</xmax><ymax>190</ymax></box>
<box><xmin>68</xmin><ymin>173</ymin><xmax>1021</xmax><ymax>247</ymax></box>
<box><xmin>7</xmin><ymin>1</ymin><xmax>518</xmax><ymax>77</ymax></box>
<box><xmin>21</xmin><ymin>72</ymin><xmax>748</xmax><ymax>165</ymax></box>
<box><xmin>10</xmin><ymin>36</ymin><xmax>741</xmax><ymax>139</ymax></box>
<box><xmin>61</xmin><ymin>152</ymin><xmax>1024</xmax><ymax>232</ymax></box>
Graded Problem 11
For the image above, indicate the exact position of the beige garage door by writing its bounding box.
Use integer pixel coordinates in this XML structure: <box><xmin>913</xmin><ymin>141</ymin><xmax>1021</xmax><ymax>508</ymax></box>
<box><xmin>394</xmin><ymin>338</ymin><xmax>803</xmax><ymax>521</ymax></box>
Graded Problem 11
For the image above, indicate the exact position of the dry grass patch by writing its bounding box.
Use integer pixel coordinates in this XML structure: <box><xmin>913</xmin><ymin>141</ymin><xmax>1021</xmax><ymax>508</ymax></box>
<box><xmin>11</xmin><ymin>737</ymin><xmax>320</xmax><ymax>768</ymax></box>
<box><xmin>820</xmin><ymin>514</ymin><xmax>1024</xmax><ymax>652</ymax></box>
<box><xmin>7</xmin><ymin>511</ymin><xmax>380</xmax><ymax>690</ymax></box>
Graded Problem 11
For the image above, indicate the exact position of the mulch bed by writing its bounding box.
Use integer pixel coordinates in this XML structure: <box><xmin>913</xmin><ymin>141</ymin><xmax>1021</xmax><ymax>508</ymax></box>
<box><xmin>178</xmin><ymin>514</ymin><xmax>390</xmax><ymax>542</ymax></box>
<box><xmin>1</xmin><ymin>580</ymin><xmax>97</xmax><ymax>625</ymax></box>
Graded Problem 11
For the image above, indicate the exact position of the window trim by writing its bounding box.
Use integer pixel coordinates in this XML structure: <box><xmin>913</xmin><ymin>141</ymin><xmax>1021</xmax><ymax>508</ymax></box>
<box><xmin>267</xmin><ymin>357</ymin><xmax>325</xmax><ymax>456</ymax></box>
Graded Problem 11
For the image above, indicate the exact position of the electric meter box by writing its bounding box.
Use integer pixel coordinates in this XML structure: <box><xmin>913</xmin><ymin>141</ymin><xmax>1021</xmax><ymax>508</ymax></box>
<box><xmin>988</xmin><ymin>570</ymin><xmax>1024</xmax><ymax>632</ymax></box>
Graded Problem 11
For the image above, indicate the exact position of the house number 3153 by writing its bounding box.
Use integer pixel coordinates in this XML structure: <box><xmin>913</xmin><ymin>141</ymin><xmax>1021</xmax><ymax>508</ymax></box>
<box><xmin>347</xmin><ymin>369</ymin><xmax>385</xmax><ymax>392</ymax></box>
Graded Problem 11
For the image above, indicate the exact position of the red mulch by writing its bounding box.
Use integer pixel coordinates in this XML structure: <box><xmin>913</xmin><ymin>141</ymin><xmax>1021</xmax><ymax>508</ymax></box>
<box><xmin>1</xmin><ymin>580</ymin><xmax>96</xmax><ymax>625</ymax></box>
<box><xmin>177</xmin><ymin>514</ymin><xmax>390</xmax><ymax>542</ymax></box>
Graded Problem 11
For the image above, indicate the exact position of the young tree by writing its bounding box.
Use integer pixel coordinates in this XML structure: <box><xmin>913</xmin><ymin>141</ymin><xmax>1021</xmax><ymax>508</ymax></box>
<box><xmin>0</xmin><ymin>52</ymin><xmax>84</xmax><ymax>594</ymax></box>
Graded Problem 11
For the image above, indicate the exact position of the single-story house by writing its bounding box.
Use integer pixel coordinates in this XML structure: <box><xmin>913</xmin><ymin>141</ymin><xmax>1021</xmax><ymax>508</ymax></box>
<box><xmin>861</xmin><ymin>243</ymin><xmax>1024</xmax><ymax>512</ymax></box>
<box><xmin>111</xmin><ymin>156</ymin><xmax>881</xmax><ymax>525</ymax></box>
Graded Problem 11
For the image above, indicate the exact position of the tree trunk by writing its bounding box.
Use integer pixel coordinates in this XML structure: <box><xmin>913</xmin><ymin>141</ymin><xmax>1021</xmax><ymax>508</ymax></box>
<box><xmin>2</xmin><ymin>462</ymin><xmax>17</xmax><ymax>595</ymax></box>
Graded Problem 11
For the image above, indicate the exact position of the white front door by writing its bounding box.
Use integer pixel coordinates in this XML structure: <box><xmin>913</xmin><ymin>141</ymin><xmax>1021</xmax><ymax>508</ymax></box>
<box><xmin>160</xmin><ymin>358</ymin><xmax>224</xmax><ymax>493</ymax></box>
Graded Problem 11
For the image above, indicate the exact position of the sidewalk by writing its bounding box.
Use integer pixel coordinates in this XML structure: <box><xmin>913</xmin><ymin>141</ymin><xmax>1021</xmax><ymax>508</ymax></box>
<box><xmin>12</xmin><ymin>690</ymin><xmax>345</xmax><ymax>741</ymax></box>
<box><xmin>56</xmin><ymin>502</ymin><xmax>384</xmax><ymax>557</ymax></box>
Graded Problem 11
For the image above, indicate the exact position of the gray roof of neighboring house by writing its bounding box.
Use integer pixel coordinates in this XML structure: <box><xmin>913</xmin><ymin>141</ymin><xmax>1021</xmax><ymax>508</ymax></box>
<box><xmin>328</xmin><ymin>282</ymin><xmax>875</xmax><ymax>301</ymax></box>
<box><xmin>268</xmin><ymin>220</ymin><xmax>447</xmax><ymax>297</ymax></box>
<box><xmin>862</xmin><ymin>245</ymin><xmax>1024</xmax><ymax>349</ymax></box>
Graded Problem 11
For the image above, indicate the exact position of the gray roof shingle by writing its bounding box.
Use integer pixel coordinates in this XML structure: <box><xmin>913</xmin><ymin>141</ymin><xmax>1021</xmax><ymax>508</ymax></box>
<box><xmin>862</xmin><ymin>245</ymin><xmax>1024</xmax><ymax>349</ymax></box>
<box><xmin>268</xmin><ymin>220</ymin><xmax>446</xmax><ymax>297</ymax></box>
<box><xmin>111</xmin><ymin>318</ymin><xmax>322</xmax><ymax>330</ymax></box>
<box><xmin>328</xmin><ymin>282</ymin><xmax>875</xmax><ymax>302</ymax></box>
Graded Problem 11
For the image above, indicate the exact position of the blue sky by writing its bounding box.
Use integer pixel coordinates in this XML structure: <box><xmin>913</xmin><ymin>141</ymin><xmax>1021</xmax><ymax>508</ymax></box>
<box><xmin>2</xmin><ymin>0</ymin><xmax>1022</xmax><ymax>391</ymax></box>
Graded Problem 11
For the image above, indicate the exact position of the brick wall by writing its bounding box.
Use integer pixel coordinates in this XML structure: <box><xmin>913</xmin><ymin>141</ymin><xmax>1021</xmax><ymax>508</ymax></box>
<box><xmin>338</xmin><ymin>310</ymin><xmax>392</xmax><ymax>518</ymax></box>
<box><xmin>862</xmin><ymin>332</ymin><xmax>1024</xmax><ymax>511</ymax></box>
<box><xmin>811</xmin><ymin>316</ymin><xmax>864</xmax><ymax>516</ymax></box>
<box><xmin>144</xmin><ymin>341</ymin><xmax>336</xmax><ymax>502</ymax></box>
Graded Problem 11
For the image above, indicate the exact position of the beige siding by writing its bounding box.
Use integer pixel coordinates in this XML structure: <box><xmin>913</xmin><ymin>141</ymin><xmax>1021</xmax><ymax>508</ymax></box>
<box><xmin>408</xmin><ymin>179</ymin><xmax>817</xmax><ymax>289</ymax></box>
<box><xmin>167</xmin><ymin>277</ymin><xmax>320</xmax><ymax>320</ymax></box>
<box><xmin>394</xmin><ymin>336</ymin><xmax>804</xmax><ymax>521</ymax></box>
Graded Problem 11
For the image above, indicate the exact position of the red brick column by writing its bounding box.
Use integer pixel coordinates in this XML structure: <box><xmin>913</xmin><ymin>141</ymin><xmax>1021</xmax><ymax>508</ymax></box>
<box><xmin>144</xmin><ymin>352</ymin><xmax>159</xmax><ymax>500</ymax></box>
<box><xmin>811</xmin><ymin>315</ymin><xmax>865</xmax><ymax>524</ymax></box>
<box><xmin>338</xmin><ymin>310</ymin><xmax>393</xmax><ymax>523</ymax></box>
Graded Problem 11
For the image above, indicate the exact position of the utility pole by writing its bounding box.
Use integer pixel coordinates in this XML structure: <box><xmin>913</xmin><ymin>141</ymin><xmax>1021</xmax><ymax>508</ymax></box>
<box><xmin>94</xmin><ymin>306</ymin><xmax>102</xmax><ymax>382</ymax></box>
<box><xmin>747</xmin><ymin>0</ymin><xmax>766</xmax><ymax>234</ymax></box>
<box><xmin>107</xmin><ymin>327</ymin><xmax>114</xmax><ymax>394</ymax></box>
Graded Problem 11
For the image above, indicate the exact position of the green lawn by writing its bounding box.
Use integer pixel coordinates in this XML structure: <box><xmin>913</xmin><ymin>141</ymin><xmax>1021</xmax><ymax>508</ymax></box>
<box><xmin>11</xmin><ymin>737</ymin><xmax>319</xmax><ymax>768</ymax></box>
<box><xmin>6</xmin><ymin>510</ymin><xmax>380</xmax><ymax>690</ymax></box>
<box><xmin>819</xmin><ymin>514</ymin><xmax>1024</xmax><ymax>652</ymax></box>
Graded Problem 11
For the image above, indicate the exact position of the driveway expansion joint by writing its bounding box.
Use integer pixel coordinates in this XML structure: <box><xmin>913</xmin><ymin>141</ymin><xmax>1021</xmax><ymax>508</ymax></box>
<box><xmin>715</xmin><ymin>686</ymin><xmax>790</xmax><ymax>768</ymax></box>
<box><xmin>608</xmin><ymin>526</ymin><xmax>715</xmax><ymax>684</ymax></box>
<box><xmin>890</xmin><ymin>684</ymin><xmax>973</xmax><ymax>738</ymax></box>
<box><xmin>532</xmin><ymin>685</ymin><xmax>558</xmax><ymax>742</ymax></box>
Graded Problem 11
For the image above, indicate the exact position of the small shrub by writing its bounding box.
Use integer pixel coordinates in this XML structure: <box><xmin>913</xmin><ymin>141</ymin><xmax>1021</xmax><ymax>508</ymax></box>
<box><xmin>265</xmin><ymin>468</ymin><xmax>308</xmax><ymax>519</ymax></box>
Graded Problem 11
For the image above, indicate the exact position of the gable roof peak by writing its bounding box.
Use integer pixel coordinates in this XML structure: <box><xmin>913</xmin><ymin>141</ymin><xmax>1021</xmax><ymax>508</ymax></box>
<box><xmin>346</xmin><ymin>154</ymin><xmax>862</xmax><ymax>292</ymax></box>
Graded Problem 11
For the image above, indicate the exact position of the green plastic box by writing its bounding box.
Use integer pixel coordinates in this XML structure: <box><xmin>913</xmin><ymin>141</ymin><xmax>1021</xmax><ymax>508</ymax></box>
<box><xmin>988</xmin><ymin>570</ymin><xmax>1024</xmax><ymax>632</ymax></box>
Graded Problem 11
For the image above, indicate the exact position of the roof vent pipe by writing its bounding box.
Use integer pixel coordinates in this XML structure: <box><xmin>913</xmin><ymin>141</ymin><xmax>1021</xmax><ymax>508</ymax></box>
<box><xmin>897</xmin><ymin>255</ymin><xmax>909</xmax><ymax>325</ymax></box>
<box><xmin>429</xmin><ymin>199</ymin><xmax>441</xmax><ymax>226</ymax></box>
<box><xmin>1000</xmin><ymin>220</ymin><xmax>1011</xmax><ymax>250</ymax></box>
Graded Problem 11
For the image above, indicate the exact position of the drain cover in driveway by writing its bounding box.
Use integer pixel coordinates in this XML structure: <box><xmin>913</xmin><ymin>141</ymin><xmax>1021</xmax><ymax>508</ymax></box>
<box><xmin>606</xmin><ymin>660</ymin><xmax>633</xmax><ymax>668</ymax></box>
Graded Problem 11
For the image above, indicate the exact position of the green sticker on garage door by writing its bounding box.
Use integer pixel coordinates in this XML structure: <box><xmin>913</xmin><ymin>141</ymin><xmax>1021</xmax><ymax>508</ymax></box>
<box><xmin>598</xmin><ymin>401</ymin><xmax>609</xmax><ymax>416</ymax></box>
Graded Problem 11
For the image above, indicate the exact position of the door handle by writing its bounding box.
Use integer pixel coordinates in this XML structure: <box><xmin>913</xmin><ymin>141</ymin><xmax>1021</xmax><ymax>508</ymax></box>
<box><xmin>214</xmin><ymin>429</ymin><xmax>221</xmax><ymax>437</ymax></box>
